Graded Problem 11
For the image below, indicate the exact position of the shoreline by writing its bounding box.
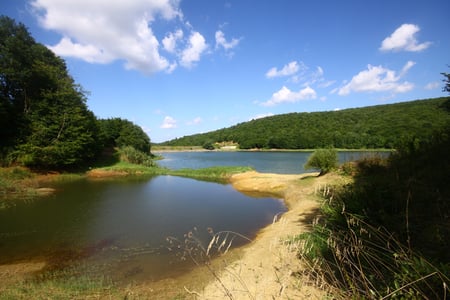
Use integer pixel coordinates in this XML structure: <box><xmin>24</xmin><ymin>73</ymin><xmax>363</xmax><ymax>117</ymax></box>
<box><xmin>0</xmin><ymin>168</ymin><xmax>348</xmax><ymax>298</ymax></box>
<box><xmin>189</xmin><ymin>170</ymin><xmax>348</xmax><ymax>299</ymax></box>
<box><xmin>153</xmin><ymin>147</ymin><xmax>393</xmax><ymax>153</ymax></box>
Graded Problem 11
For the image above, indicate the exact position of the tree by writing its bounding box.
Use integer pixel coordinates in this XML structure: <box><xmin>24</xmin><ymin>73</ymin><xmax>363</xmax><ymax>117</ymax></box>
<box><xmin>202</xmin><ymin>141</ymin><xmax>215</xmax><ymax>150</ymax></box>
<box><xmin>98</xmin><ymin>118</ymin><xmax>151</xmax><ymax>153</ymax></box>
<box><xmin>442</xmin><ymin>67</ymin><xmax>450</xmax><ymax>94</ymax></box>
<box><xmin>0</xmin><ymin>16</ymin><xmax>100</xmax><ymax>168</ymax></box>
<box><xmin>304</xmin><ymin>148</ymin><xmax>338</xmax><ymax>176</ymax></box>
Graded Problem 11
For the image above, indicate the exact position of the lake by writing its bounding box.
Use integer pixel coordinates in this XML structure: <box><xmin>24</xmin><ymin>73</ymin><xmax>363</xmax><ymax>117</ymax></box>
<box><xmin>0</xmin><ymin>175</ymin><xmax>285</xmax><ymax>283</ymax></box>
<box><xmin>156</xmin><ymin>150</ymin><xmax>388</xmax><ymax>174</ymax></box>
<box><xmin>0</xmin><ymin>150</ymin><xmax>388</xmax><ymax>285</ymax></box>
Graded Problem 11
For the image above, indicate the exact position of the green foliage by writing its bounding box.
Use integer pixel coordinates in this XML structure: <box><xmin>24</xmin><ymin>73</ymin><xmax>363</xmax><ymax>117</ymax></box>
<box><xmin>0</xmin><ymin>16</ymin><xmax>153</xmax><ymax>170</ymax></box>
<box><xmin>442</xmin><ymin>66</ymin><xmax>450</xmax><ymax>94</ymax></box>
<box><xmin>202</xmin><ymin>141</ymin><xmax>215</xmax><ymax>150</ymax></box>
<box><xmin>0</xmin><ymin>16</ymin><xmax>101</xmax><ymax>169</ymax></box>
<box><xmin>304</xmin><ymin>148</ymin><xmax>338</xmax><ymax>175</ymax></box>
<box><xmin>117</xmin><ymin>146</ymin><xmax>154</xmax><ymax>167</ymax></box>
<box><xmin>298</xmin><ymin>127</ymin><xmax>450</xmax><ymax>298</ymax></box>
<box><xmin>160</xmin><ymin>97</ymin><xmax>450</xmax><ymax>149</ymax></box>
<box><xmin>98</xmin><ymin>118</ymin><xmax>151</xmax><ymax>154</ymax></box>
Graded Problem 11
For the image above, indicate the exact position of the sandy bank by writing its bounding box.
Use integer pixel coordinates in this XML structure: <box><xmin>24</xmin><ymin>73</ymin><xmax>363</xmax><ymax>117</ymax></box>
<box><xmin>195</xmin><ymin>171</ymin><xmax>347</xmax><ymax>299</ymax></box>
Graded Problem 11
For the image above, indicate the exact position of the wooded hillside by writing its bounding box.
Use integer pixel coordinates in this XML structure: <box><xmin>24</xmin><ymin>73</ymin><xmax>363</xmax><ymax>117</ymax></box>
<box><xmin>160</xmin><ymin>97</ymin><xmax>450</xmax><ymax>149</ymax></box>
<box><xmin>0</xmin><ymin>16</ymin><xmax>151</xmax><ymax>169</ymax></box>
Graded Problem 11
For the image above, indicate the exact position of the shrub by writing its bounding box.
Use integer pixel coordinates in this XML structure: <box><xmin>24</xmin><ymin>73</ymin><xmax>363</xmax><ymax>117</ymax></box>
<box><xmin>202</xmin><ymin>141</ymin><xmax>215</xmax><ymax>150</ymax></box>
<box><xmin>117</xmin><ymin>146</ymin><xmax>154</xmax><ymax>167</ymax></box>
<box><xmin>304</xmin><ymin>148</ymin><xmax>338</xmax><ymax>175</ymax></box>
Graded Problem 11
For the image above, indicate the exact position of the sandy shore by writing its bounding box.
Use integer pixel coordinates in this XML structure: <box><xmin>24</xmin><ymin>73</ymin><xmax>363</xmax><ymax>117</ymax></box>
<box><xmin>192</xmin><ymin>171</ymin><xmax>346</xmax><ymax>299</ymax></box>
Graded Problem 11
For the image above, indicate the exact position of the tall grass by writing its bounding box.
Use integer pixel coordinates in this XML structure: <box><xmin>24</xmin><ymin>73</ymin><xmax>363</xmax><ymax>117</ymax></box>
<box><xmin>296</xmin><ymin>128</ymin><xmax>450</xmax><ymax>298</ymax></box>
<box><xmin>0</xmin><ymin>167</ymin><xmax>38</xmax><ymax>208</ymax></box>
<box><xmin>166</xmin><ymin>227</ymin><xmax>253</xmax><ymax>299</ymax></box>
<box><xmin>0</xmin><ymin>266</ymin><xmax>119</xmax><ymax>300</ymax></box>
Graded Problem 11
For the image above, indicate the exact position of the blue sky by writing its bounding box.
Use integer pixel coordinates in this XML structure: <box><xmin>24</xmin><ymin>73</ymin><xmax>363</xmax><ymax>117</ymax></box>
<box><xmin>2</xmin><ymin>1</ymin><xmax>449</xmax><ymax>142</ymax></box>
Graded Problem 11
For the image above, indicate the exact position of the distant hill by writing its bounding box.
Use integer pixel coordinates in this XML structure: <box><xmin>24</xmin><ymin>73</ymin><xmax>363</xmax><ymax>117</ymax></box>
<box><xmin>159</xmin><ymin>97</ymin><xmax>450</xmax><ymax>149</ymax></box>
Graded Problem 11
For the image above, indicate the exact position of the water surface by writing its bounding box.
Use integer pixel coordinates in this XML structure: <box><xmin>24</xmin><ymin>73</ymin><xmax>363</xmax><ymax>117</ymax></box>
<box><xmin>0</xmin><ymin>176</ymin><xmax>285</xmax><ymax>282</ymax></box>
<box><xmin>156</xmin><ymin>150</ymin><xmax>388</xmax><ymax>173</ymax></box>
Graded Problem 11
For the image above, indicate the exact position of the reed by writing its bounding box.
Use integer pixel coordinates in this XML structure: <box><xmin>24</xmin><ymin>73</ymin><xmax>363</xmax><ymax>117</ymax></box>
<box><xmin>166</xmin><ymin>227</ymin><xmax>253</xmax><ymax>299</ymax></box>
<box><xmin>296</xmin><ymin>180</ymin><xmax>450</xmax><ymax>299</ymax></box>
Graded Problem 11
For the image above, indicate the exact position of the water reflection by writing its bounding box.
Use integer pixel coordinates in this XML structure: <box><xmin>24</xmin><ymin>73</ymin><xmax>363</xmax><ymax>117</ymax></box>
<box><xmin>0</xmin><ymin>175</ymin><xmax>285</xmax><ymax>281</ymax></box>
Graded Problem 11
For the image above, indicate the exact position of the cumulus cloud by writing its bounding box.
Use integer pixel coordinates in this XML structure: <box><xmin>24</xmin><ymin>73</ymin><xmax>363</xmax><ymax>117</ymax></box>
<box><xmin>160</xmin><ymin>116</ymin><xmax>177</xmax><ymax>129</ymax></box>
<box><xmin>31</xmin><ymin>0</ymin><xmax>182</xmax><ymax>74</ymax></box>
<box><xmin>31</xmin><ymin>0</ymin><xmax>215</xmax><ymax>74</ymax></box>
<box><xmin>162</xmin><ymin>29</ymin><xmax>183</xmax><ymax>53</ymax></box>
<box><xmin>380</xmin><ymin>24</ymin><xmax>431</xmax><ymax>52</ymax></box>
<box><xmin>261</xmin><ymin>86</ymin><xmax>317</xmax><ymax>106</ymax></box>
<box><xmin>338</xmin><ymin>61</ymin><xmax>415</xmax><ymax>96</ymax></box>
<box><xmin>266</xmin><ymin>61</ymin><xmax>301</xmax><ymax>78</ymax></box>
<box><xmin>215</xmin><ymin>30</ymin><xmax>240</xmax><ymax>50</ymax></box>
<box><xmin>180</xmin><ymin>31</ymin><xmax>208</xmax><ymax>68</ymax></box>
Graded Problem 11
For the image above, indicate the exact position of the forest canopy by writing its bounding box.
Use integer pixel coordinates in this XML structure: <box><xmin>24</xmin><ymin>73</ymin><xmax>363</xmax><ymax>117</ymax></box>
<box><xmin>161</xmin><ymin>97</ymin><xmax>450</xmax><ymax>149</ymax></box>
<box><xmin>0</xmin><ymin>16</ymin><xmax>151</xmax><ymax>169</ymax></box>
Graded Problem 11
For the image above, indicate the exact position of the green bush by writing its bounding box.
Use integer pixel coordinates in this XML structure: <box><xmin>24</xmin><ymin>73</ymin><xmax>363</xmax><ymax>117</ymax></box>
<box><xmin>304</xmin><ymin>148</ymin><xmax>338</xmax><ymax>175</ymax></box>
<box><xmin>117</xmin><ymin>146</ymin><xmax>154</xmax><ymax>167</ymax></box>
<box><xmin>202</xmin><ymin>141</ymin><xmax>215</xmax><ymax>150</ymax></box>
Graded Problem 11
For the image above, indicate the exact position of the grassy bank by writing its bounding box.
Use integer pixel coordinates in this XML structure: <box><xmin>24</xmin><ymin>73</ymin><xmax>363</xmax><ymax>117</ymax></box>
<box><xmin>0</xmin><ymin>266</ymin><xmax>119</xmax><ymax>299</ymax></box>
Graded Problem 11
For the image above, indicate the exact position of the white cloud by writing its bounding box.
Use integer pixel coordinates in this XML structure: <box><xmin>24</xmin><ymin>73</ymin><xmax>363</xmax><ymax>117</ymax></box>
<box><xmin>186</xmin><ymin>117</ymin><xmax>202</xmax><ymax>125</ymax></box>
<box><xmin>31</xmin><ymin>0</ymin><xmax>217</xmax><ymax>74</ymax></box>
<box><xmin>180</xmin><ymin>31</ymin><xmax>208</xmax><ymax>68</ymax></box>
<box><xmin>160</xmin><ymin>116</ymin><xmax>177</xmax><ymax>129</ymax></box>
<box><xmin>162</xmin><ymin>29</ymin><xmax>183</xmax><ymax>53</ymax></box>
<box><xmin>338</xmin><ymin>62</ymin><xmax>415</xmax><ymax>96</ymax></box>
<box><xmin>32</xmin><ymin>0</ymin><xmax>183</xmax><ymax>74</ymax></box>
<box><xmin>215</xmin><ymin>30</ymin><xmax>240</xmax><ymax>50</ymax></box>
<box><xmin>261</xmin><ymin>86</ymin><xmax>317</xmax><ymax>106</ymax></box>
<box><xmin>266</xmin><ymin>61</ymin><xmax>301</xmax><ymax>78</ymax></box>
<box><xmin>47</xmin><ymin>37</ymin><xmax>114</xmax><ymax>63</ymax></box>
<box><xmin>380</xmin><ymin>24</ymin><xmax>431</xmax><ymax>52</ymax></box>
<box><xmin>400</xmin><ymin>60</ymin><xmax>416</xmax><ymax>76</ymax></box>
<box><xmin>250</xmin><ymin>113</ymin><xmax>274</xmax><ymax>120</ymax></box>
<box><xmin>424</xmin><ymin>81</ymin><xmax>440</xmax><ymax>90</ymax></box>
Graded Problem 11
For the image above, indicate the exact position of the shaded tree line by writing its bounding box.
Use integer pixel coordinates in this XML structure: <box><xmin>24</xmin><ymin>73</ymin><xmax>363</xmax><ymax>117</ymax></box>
<box><xmin>162</xmin><ymin>97</ymin><xmax>450</xmax><ymax>149</ymax></box>
<box><xmin>0</xmin><ymin>16</ymin><xmax>150</xmax><ymax>169</ymax></box>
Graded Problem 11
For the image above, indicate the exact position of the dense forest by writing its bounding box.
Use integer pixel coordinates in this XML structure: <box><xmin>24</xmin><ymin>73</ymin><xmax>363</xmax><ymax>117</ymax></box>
<box><xmin>161</xmin><ymin>97</ymin><xmax>450</xmax><ymax>149</ymax></box>
<box><xmin>0</xmin><ymin>16</ymin><xmax>151</xmax><ymax>170</ymax></box>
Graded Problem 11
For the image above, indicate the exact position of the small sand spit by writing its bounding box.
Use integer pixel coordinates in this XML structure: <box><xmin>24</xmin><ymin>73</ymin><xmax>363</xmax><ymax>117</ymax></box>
<box><xmin>86</xmin><ymin>169</ymin><xmax>129</xmax><ymax>178</ymax></box>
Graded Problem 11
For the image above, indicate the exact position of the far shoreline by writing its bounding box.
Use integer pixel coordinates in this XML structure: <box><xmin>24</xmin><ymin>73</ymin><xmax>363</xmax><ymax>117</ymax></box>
<box><xmin>152</xmin><ymin>146</ymin><xmax>394</xmax><ymax>153</ymax></box>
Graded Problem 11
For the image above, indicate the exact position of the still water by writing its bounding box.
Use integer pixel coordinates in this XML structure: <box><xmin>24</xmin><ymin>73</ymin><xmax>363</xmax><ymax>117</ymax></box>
<box><xmin>156</xmin><ymin>150</ymin><xmax>387</xmax><ymax>174</ymax></box>
<box><xmin>1</xmin><ymin>151</ymin><xmax>387</xmax><ymax>283</ymax></box>
<box><xmin>0</xmin><ymin>175</ymin><xmax>285</xmax><ymax>282</ymax></box>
